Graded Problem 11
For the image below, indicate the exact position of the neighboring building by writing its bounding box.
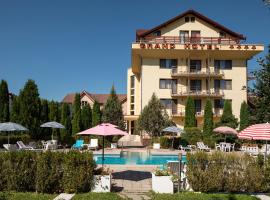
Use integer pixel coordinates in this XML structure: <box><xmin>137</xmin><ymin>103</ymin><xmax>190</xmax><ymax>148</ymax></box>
<box><xmin>62</xmin><ymin>90</ymin><xmax>127</xmax><ymax>115</ymax></box>
<box><xmin>125</xmin><ymin>9</ymin><xmax>264</xmax><ymax>134</ymax></box>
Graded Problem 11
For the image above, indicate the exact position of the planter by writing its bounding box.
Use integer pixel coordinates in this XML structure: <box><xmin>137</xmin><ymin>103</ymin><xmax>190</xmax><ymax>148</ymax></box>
<box><xmin>152</xmin><ymin>173</ymin><xmax>173</xmax><ymax>193</ymax></box>
<box><xmin>92</xmin><ymin>175</ymin><xmax>111</xmax><ymax>192</ymax></box>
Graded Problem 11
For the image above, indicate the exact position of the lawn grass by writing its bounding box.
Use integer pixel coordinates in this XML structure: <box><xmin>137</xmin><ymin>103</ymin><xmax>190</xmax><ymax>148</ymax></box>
<box><xmin>0</xmin><ymin>192</ymin><xmax>56</xmax><ymax>200</ymax></box>
<box><xmin>151</xmin><ymin>192</ymin><xmax>259</xmax><ymax>200</ymax></box>
<box><xmin>73</xmin><ymin>192</ymin><xmax>123</xmax><ymax>200</ymax></box>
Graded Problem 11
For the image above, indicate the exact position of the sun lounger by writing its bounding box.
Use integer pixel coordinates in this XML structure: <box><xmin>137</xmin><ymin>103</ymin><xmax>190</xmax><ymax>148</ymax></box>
<box><xmin>87</xmin><ymin>139</ymin><xmax>98</xmax><ymax>150</ymax></box>
<box><xmin>72</xmin><ymin>139</ymin><xmax>84</xmax><ymax>150</ymax></box>
<box><xmin>17</xmin><ymin>141</ymin><xmax>34</xmax><ymax>150</ymax></box>
<box><xmin>178</xmin><ymin>145</ymin><xmax>192</xmax><ymax>152</ymax></box>
<box><xmin>246</xmin><ymin>146</ymin><xmax>259</xmax><ymax>156</ymax></box>
<box><xmin>3</xmin><ymin>144</ymin><xmax>19</xmax><ymax>151</ymax></box>
<box><xmin>197</xmin><ymin>142</ymin><xmax>210</xmax><ymax>151</ymax></box>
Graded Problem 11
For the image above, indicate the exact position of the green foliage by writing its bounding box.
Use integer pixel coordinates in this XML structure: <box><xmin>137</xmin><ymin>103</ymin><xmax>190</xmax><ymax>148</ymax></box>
<box><xmin>240</xmin><ymin>101</ymin><xmax>250</xmax><ymax>130</ymax></box>
<box><xmin>0</xmin><ymin>151</ymin><xmax>96</xmax><ymax>194</ymax></box>
<box><xmin>136</xmin><ymin>93</ymin><xmax>173</xmax><ymax>136</ymax></box>
<box><xmin>81</xmin><ymin>104</ymin><xmax>92</xmax><ymax>130</ymax></box>
<box><xmin>73</xmin><ymin>193</ymin><xmax>123</xmax><ymax>200</ymax></box>
<box><xmin>60</xmin><ymin>103</ymin><xmax>72</xmax><ymax>144</ymax></box>
<box><xmin>0</xmin><ymin>80</ymin><xmax>10</xmax><ymax>122</ymax></box>
<box><xmin>48</xmin><ymin>101</ymin><xmax>61</xmax><ymax>139</ymax></box>
<box><xmin>203</xmin><ymin>99</ymin><xmax>213</xmax><ymax>137</ymax></box>
<box><xmin>0</xmin><ymin>192</ymin><xmax>56</xmax><ymax>200</ymax></box>
<box><xmin>0</xmin><ymin>134</ymin><xmax>30</xmax><ymax>147</ymax></box>
<box><xmin>62</xmin><ymin>151</ymin><xmax>96</xmax><ymax>193</ymax></box>
<box><xmin>10</xmin><ymin>96</ymin><xmax>20</xmax><ymax>123</ymax></box>
<box><xmin>182</xmin><ymin>127</ymin><xmax>203</xmax><ymax>145</ymax></box>
<box><xmin>217</xmin><ymin>100</ymin><xmax>238</xmax><ymax>128</ymax></box>
<box><xmin>18</xmin><ymin>79</ymin><xmax>41</xmax><ymax>139</ymax></box>
<box><xmin>160</xmin><ymin>137</ymin><xmax>171</xmax><ymax>149</ymax></box>
<box><xmin>187</xmin><ymin>152</ymin><xmax>270</xmax><ymax>193</ymax></box>
<box><xmin>102</xmin><ymin>86</ymin><xmax>125</xmax><ymax>129</ymax></box>
<box><xmin>72</xmin><ymin>93</ymin><xmax>82</xmax><ymax>134</ymax></box>
<box><xmin>92</xmin><ymin>101</ymin><xmax>101</xmax><ymax>127</ymax></box>
<box><xmin>252</xmin><ymin>51</ymin><xmax>270</xmax><ymax>123</ymax></box>
<box><xmin>184</xmin><ymin>96</ymin><xmax>196</xmax><ymax>128</ymax></box>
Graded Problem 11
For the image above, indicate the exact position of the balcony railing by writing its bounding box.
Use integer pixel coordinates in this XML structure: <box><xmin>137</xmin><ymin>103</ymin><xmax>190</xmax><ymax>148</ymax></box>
<box><xmin>136</xmin><ymin>36</ymin><xmax>240</xmax><ymax>45</ymax></box>
<box><xmin>171</xmin><ymin>109</ymin><xmax>204</xmax><ymax>117</ymax></box>
<box><xmin>171</xmin><ymin>68</ymin><xmax>224</xmax><ymax>77</ymax></box>
<box><xmin>171</xmin><ymin>89</ymin><xmax>224</xmax><ymax>97</ymax></box>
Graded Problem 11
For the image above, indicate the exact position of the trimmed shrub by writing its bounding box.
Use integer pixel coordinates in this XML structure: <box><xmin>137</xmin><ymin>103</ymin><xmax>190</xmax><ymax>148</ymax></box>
<box><xmin>0</xmin><ymin>134</ymin><xmax>30</xmax><ymax>147</ymax></box>
<box><xmin>160</xmin><ymin>137</ymin><xmax>171</xmax><ymax>149</ymax></box>
<box><xmin>62</xmin><ymin>151</ymin><xmax>96</xmax><ymax>193</ymax></box>
<box><xmin>187</xmin><ymin>152</ymin><xmax>270</xmax><ymax>193</ymax></box>
<box><xmin>182</xmin><ymin>127</ymin><xmax>203</xmax><ymax>145</ymax></box>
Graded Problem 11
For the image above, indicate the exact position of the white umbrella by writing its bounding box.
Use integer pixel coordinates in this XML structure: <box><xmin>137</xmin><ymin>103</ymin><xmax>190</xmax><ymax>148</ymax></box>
<box><xmin>40</xmin><ymin>121</ymin><xmax>65</xmax><ymax>140</ymax></box>
<box><xmin>0</xmin><ymin>122</ymin><xmax>28</xmax><ymax>144</ymax></box>
<box><xmin>162</xmin><ymin>126</ymin><xmax>183</xmax><ymax>149</ymax></box>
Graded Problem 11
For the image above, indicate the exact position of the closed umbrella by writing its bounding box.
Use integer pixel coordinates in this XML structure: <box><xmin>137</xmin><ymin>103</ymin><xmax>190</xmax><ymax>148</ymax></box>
<box><xmin>40</xmin><ymin>121</ymin><xmax>65</xmax><ymax>140</ymax></box>
<box><xmin>238</xmin><ymin>123</ymin><xmax>270</xmax><ymax>159</ymax></box>
<box><xmin>0</xmin><ymin>122</ymin><xmax>28</xmax><ymax>145</ymax></box>
<box><xmin>76</xmin><ymin>123</ymin><xmax>128</xmax><ymax>166</ymax></box>
<box><xmin>162</xmin><ymin>126</ymin><xmax>183</xmax><ymax>149</ymax></box>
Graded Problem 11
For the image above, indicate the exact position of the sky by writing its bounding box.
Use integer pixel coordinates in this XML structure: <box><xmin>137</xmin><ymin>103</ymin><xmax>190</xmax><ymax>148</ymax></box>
<box><xmin>0</xmin><ymin>0</ymin><xmax>269</xmax><ymax>101</ymax></box>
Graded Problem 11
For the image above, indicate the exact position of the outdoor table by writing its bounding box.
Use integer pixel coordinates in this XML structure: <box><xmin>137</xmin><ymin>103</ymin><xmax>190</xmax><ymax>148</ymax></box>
<box><xmin>219</xmin><ymin>142</ymin><xmax>232</xmax><ymax>152</ymax></box>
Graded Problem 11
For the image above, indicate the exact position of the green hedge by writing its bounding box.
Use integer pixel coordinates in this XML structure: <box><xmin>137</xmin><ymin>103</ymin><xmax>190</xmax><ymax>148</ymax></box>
<box><xmin>0</xmin><ymin>151</ymin><xmax>96</xmax><ymax>194</ymax></box>
<box><xmin>187</xmin><ymin>151</ymin><xmax>270</xmax><ymax>193</ymax></box>
<box><xmin>0</xmin><ymin>134</ymin><xmax>30</xmax><ymax>147</ymax></box>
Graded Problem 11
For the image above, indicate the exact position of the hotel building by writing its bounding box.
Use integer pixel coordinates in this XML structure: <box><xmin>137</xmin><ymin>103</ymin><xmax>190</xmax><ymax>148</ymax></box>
<box><xmin>125</xmin><ymin>10</ymin><xmax>264</xmax><ymax>134</ymax></box>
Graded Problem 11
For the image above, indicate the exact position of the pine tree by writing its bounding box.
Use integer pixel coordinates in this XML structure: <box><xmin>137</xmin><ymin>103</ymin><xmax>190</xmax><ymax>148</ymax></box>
<box><xmin>102</xmin><ymin>86</ymin><xmax>125</xmax><ymax>129</ymax></box>
<box><xmin>219</xmin><ymin>100</ymin><xmax>238</xmax><ymax>128</ymax></box>
<box><xmin>10</xmin><ymin>95</ymin><xmax>20</xmax><ymax>122</ymax></box>
<box><xmin>49</xmin><ymin>101</ymin><xmax>60</xmax><ymax>138</ymax></box>
<box><xmin>19</xmin><ymin>79</ymin><xmax>41</xmax><ymax>139</ymax></box>
<box><xmin>184</xmin><ymin>96</ymin><xmax>196</xmax><ymax>128</ymax></box>
<box><xmin>253</xmin><ymin>48</ymin><xmax>270</xmax><ymax>123</ymax></box>
<box><xmin>72</xmin><ymin>93</ymin><xmax>82</xmax><ymax>134</ymax></box>
<box><xmin>81</xmin><ymin>104</ymin><xmax>92</xmax><ymax>130</ymax></box>
<box><xmin>39</xmin><ymin>99</ymin><xmax>50</xmax><ymax>139</ymax></box>
<box><xmin>240</xmin><ymin>101</ymin><xmax>250</xmax><ymax>130</ymax></box>
<box><xmin>136</xmin><ymin>93</ymin><xmax>173</xmax><ymax>136</ymax></box>
<box><xmin>203</xmin><ymin>99</ymin><xmax>213</xmax><ymax>136</ymax></box>
<box><xmin>60</xmin><ymin>103</ymin><xmax>72</xmax><ymax>143</ymax></box>
<box><xmin>0</xmin><ymin>80</ymin><xmax>10</xmax><ymax>122</ymax></box>
<box><xmin>92</xmin><ymin>101</ymin><xmax>101</xmax><ymax>127</ymax></box>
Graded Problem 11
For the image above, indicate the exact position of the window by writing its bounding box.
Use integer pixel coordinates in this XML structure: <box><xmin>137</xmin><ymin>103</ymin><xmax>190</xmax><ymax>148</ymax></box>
<box><xmin>219</xmin><ymin>32</ymin><xmax>226</xmax><ymax>38</ymax></box>
<box><xmin>190</xmin><ymin>17</ymin><xmax>195</xmax><ymax>22</ymax></box>
<box><xmin>130</xmin><ymin>89</ymin><xmax>134</xmax><ymax>95</ymax></box>
<box><xmin>194</xmin><ymin>99</ymin><xmax>202</xmax><ymax>113</ymax></box>
<box><xmin>185</xmin><ymin>17</ymin><xmax>189</xmax><ymax>22</ymax></box>
<box><xmin>190</xmin><ymin>60</ymin><xmax>201</xmax><ymax>72</ymax></box>
<box><xmin>160</xmin><ymin>59</ymin><xmax>177</xmax><ymax>69</ymax></box>
<box><xmin>131</xmin><ymin>96</ymin><xmax>134</xmax><ymax>103</ymax></box>
<box><xmin>130</xmin><ymin>75</ymin><xmax>135</xmax><ymax>88</ymax></box>
<box><xmin>214</xmin><ymin>60</ymin><xmax>232</xmax><ymax>70</ymax></box>
<box><xmin>190</xmin><ymin>80</ymin><xmax>202</xmax><ymax>91</ymax></box>
<box><xmin>160</xmin><ymin>99</ymin><xmax>172</xmax><ymax>109</ymax></box>
<box><xmin>214</xmin><ymin>99</ymin><xmax>224</xmax><ymax>109</ymax></box>
<box><xmin>153</xmin><ymin>30</ymin><xmax>161</xmax><ymax>36</ymax></box>
<box><xmin>130</xmin><ymin>111</ymin><xmax>134</xmax><ymax>115</ymax></box>
<box><xmin>81</xmin><ymin>101</ymin><xmax>88</xmax><ymax>107</ymax></box>
<box><xmin>223</xmin><ymin>80</ymin><xmax>232</xmax><ymax>90</ymax></box>
<box><xmin>130</xmin><ymin>104</ymin><xmax>134</xmax><ymax>110</ymax></box>
<box><xmin>160</xmin><ymin>79</ymin><xmax>172</xmax><ymax>89</ymax></box>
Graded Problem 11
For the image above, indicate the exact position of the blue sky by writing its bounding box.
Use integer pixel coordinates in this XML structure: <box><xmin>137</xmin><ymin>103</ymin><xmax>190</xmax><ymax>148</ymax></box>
<box><xmin>0</xmin><ymin>0</ymin><xmax>269</xmax><ymax>101</ymax></box>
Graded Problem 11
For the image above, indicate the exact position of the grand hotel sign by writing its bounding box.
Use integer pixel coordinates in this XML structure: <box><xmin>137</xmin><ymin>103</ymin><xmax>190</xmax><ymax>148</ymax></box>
<box><xmin>139</xmin><ymin>43</ymin><xmax>257</xmax><ymax>50</ymax></box>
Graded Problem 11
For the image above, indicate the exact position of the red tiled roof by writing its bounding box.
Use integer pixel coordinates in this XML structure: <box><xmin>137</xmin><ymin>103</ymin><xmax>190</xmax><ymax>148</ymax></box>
<box><xmin>62</xmin><ymin>91</ymin><xmax>127</xmax><ymax>105</ymax></box>
<box><xmin>137</xmin><ymin>9</ymin><xmax>245</xmax><ymax>40</ymax></box>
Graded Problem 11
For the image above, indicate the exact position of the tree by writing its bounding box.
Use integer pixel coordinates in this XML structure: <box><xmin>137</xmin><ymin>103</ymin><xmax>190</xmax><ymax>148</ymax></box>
<box><xmin>92</xmin><ymin>101</ymin><xmax>101</xmax><ymax>127</ymax></box>
<box><xmin>72</xmin><ymin>93</ymin><xmax>82</xmax><ymax>134</ymax></box>
<box><xmin>102</xmin><ymin>86</ymin><xmax>125</xmax><ymax>129</ymax></box>
<box><xmin>81</xmin><ymin>104</ymin><xmax>92</xmax><ymax>130</ymax></box>
<box><xmin>253</xmin><ymin>49</ymin><xmax>270</xmax><ymax>123</ymax></box>
<box><xmin>184</xmin><ymin>96</ymin><xmax>196</xmax><ymax>128</ymax></box>
<box><xmin>203</xmin><ymin>99</ymin><xmax>213</xmax><ymax>137</ymax></box>
<box><xmin>19</xmin><ymin>79</ymin><xmax>41</xmax><ymax>139</ymax></box>
<box><xmin>10</xmin><ymin>95</ymin><xmax>20</xmax><ymax>122</ymax></box>
<box><xmin>39</xmin><ymin>99</ymin><xmax>50</xmax><ymax>139</ymax></box>
<box><xmin>49</xmin><ymin>101</ymin><xmax>60</xmax><ymax>138</ymax></box>
<box><xmin>240</xmin><ymin>101</ymin><xmax>249</xmax><ymax>130</ymax></box>
<box><xmin>218</xmin><ymin>100</ymin><xmax>238</xmax><ymax>128</ymax></box>
<box><xmin>0</xmin><ymin>80</ymin><xmax>9</xmax><ymax>122</ymax></box>
<box><xmin>60</xmin><ymin>103</ymin><xmax>72</xmax><ymax>143</ymax></box>
<box><xmin>136</xmin><ymin>93</ymin><xmax>173</xmax><ymax>136</ymax></box>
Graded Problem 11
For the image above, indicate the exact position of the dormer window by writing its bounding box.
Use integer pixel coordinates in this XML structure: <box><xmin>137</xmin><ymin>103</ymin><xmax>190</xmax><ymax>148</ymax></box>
<box><xmin>185</xmin><ymin>16</ymin><xmax>195</xmax><ymax>23</ymax></box>
<box><xmin>185</xmin><ymin>17</ymin><xmax>190</xmax><ymax>22</ymax></box>
<box><xmin>190</xmin><ymin>17</ymin><xmax>195</xmax><ymax>22</ymax></box>
<box><xmin>153</xmin><ymin>30</ymin><xmax>161</xmax><ymax>36</ymax></box>
<box><xmin>219</xmin><ymin>32</ymin><xmax>226</xmax><ymax>37</ymax></box>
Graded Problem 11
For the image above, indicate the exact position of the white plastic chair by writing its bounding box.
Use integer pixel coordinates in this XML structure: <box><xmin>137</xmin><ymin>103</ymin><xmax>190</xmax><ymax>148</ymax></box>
<box><xmin>197</xmin><ymin>142</ymin><xmax>210</xmax><ymax>151</ymax></box>
<box><xmin>88</xmin><ymin>139</ymin><xmax>98</xmax><ymax>150</ymax></box>
<box><xmin>17</xmin><ymin>141</ymin><xmax>34</xmax><ymax>150</ymax></box>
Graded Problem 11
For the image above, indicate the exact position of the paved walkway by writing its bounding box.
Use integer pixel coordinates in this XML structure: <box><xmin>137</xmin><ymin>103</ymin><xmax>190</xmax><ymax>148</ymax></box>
<box><xmin>254</xmin><ymin>194</ymin><xmax>270</xmax><ymax>200</ymax></box>
<box><xmin>111</xmin><ymin>165</ymin><xmax>154</xmax><ymax>200</ymax></box>
<box><xmin>54</xmin><ymin>193</ymin><xmax>75</xmax><ymax>200</ymax></box>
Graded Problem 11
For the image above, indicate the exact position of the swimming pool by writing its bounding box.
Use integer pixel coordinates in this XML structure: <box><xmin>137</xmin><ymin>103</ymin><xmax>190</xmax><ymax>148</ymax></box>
<box><xmin>93</xmin><ymin>151</ymin><xmax>186</xmax><ymax>165</ymax></box>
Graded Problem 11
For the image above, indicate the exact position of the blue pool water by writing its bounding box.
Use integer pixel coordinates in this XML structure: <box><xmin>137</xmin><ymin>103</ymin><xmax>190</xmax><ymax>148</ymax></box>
<box><xmin>93</xmin><ymin>152</ymin><xmax>186</xmax><ymax>165</ymax></box>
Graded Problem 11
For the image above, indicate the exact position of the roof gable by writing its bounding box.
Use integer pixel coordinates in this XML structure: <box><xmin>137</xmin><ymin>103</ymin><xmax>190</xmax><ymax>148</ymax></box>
<box><xmin>137</xmin><ymin>9</ymin><xmax>245</xmax><ymax>40</ymax></box>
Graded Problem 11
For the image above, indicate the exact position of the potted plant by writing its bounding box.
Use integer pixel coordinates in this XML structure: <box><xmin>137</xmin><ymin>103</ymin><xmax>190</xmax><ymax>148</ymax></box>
<box><xmin>92</xmin><ymin>167</ymin><xmax>112</xmax><ymax>192</ymax></box>
<box><xmin>152</xmin><ymin>168</ymin><xmax>174</xmax><ymax>193</ymax></box>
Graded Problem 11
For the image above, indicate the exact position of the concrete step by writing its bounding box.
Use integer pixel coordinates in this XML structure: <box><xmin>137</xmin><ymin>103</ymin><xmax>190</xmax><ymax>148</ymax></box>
<box><xmin>54</xmin><ymin>193</ymin><xmax>75</xmax><ymax>200</ymax></box>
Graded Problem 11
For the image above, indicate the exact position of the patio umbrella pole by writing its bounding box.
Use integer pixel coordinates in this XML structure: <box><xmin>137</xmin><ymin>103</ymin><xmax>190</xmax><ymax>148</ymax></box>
<box><xmin>102</xmin><ymin>136</ymin><xmax>105</xmax><ymax>167</ymax></box>
<box><xmin>265</xmin><ymin>140</ymin><xmax>268</xmax><ymax>162</ymax></box>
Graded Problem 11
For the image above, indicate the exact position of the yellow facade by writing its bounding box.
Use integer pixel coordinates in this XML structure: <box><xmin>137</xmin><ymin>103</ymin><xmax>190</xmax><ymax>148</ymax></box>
<box><xmin>125</xmin><ymin>10</ymin><xmax>264</xmax><ymax>134</ymax></box>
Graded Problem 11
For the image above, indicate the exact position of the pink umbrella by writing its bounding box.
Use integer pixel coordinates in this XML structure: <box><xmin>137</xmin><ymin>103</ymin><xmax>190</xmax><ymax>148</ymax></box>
<box><xmin>76</xmin><ymin>123</ymin><xmax>128</xmax><ymax>165</ymax></box>
<box><xmin>238</xmin><ymin>123</ymin><xmax>270</xmax><ymax>158</ymax></box>
<box><xmin>213</xmin><ymin>126</ymin><xmax>238</xmax><ymax>135</ymax></box>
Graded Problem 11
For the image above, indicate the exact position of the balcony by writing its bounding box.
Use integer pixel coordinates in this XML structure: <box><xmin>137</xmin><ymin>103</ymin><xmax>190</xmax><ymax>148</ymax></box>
<box><xmin>171</xmin><ymin>108</ymin><xmax>204</xmax><ymax>117</ymax></box>
<box><xmin>171</xmin><ymin>89</ymin><xmax>224</xmax><ymax>98</ymax></box>
<box><xmin>171</xmin><ymin>68</ymin><xmax>224</xmax><ymax>78</ymax></box>
<box><xmin>136</xmin><ymin>36</ymin><xmax>240</xmax><ymax>45</ymax></box>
